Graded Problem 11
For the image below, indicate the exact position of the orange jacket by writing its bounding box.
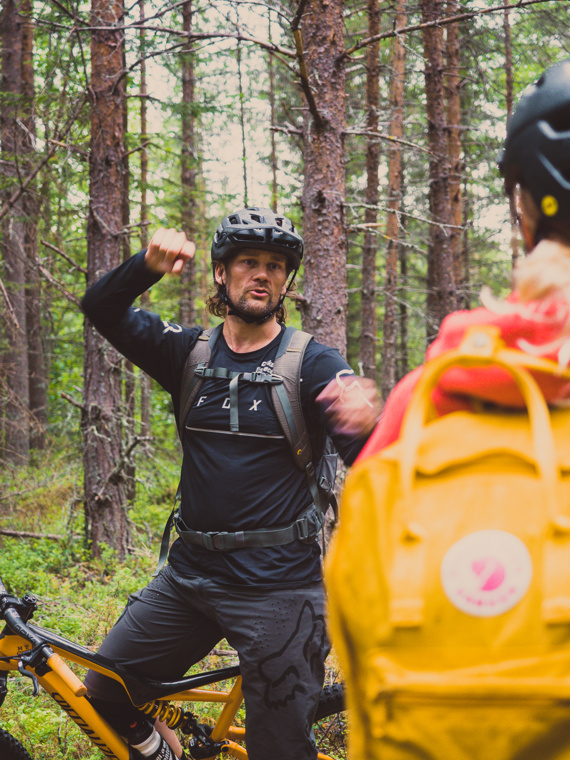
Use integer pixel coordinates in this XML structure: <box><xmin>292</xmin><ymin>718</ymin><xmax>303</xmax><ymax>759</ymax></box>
<box><xmin>357</xmin><ymin>294</ymin><xmax>570</xmax><ymax>461</ymax></box>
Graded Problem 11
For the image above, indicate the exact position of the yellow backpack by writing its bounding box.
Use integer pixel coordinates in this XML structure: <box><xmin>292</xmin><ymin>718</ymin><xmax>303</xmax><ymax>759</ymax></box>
<box><xmin>325</xmin><ymin>326</ymin><xmax>570</xmax><ymax>760</ymax></box>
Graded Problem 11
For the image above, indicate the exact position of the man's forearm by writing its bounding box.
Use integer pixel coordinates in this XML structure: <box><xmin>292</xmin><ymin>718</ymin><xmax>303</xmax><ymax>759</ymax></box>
<box><xmin>81</xmin><ymin>249</ymin><xmax>162</xmax><ymax>329</ymax></box>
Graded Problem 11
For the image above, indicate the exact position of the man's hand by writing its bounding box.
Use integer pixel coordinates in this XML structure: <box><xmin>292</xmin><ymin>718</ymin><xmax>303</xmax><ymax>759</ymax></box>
<box><xmin>145</xmin><ymin>227</ymin><xmax>195</xmax><ymax>275</ymax></box>
<box><xmin>317</xmin><ymin>372</ymin><xmax>381</xmax><ymax>438</ymax></box>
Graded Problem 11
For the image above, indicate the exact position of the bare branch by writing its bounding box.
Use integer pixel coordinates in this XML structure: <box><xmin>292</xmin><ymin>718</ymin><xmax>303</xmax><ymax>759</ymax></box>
<box><xmin>0</xmin><ymin>93</ymin><xmax>88</xmax><ymax>224</ymax></box>
<box><xmin>0</xmin><ymin>528</ymin><xmax>65</xmax><ymax>541</ymax></box>
<box><xmin>292</xmin><ymin>29</ymin><xmax>324</xmax><ymax>130</ymax></box>
<box><xmin>95</xmin><ymin>436</ymin><xmax>153</xmax><ymax>503</ymax></box>
<box><xmin>41</xmin><ymin>239</ymin><xmax>88</xmax><ymax>274</ymax></box>
<box><xmin>38</xmin><ymin>264</ymin><xmax>82</xmax><ymax>307</ymax></box>
<box><xmin>0</xmin><ymin>276</ymin><xmax>20</xmax><ymax>331</ymax></box>
<box><xmin>60</xmin><ymin>392</ymin><xmax>86</xmax><ymax>411</ymax></box>
<box><xmin>286</xmin><ymin>290</ymin><xmax>309</xmax><ymax>306</ymax></box>
<box><xmin>291</xmin><ymin>0</ymin><xmax>310</xmax><ymax>32</ymax></box>
<box><xmin>343</xmin><ymin>0</ymin><xmax>563</xmax><ymax>58</ymax></box>
<box><xmin>345</xmin><ymin>129</ymin><xmax>433</xmax><ymax>155</ymax></box>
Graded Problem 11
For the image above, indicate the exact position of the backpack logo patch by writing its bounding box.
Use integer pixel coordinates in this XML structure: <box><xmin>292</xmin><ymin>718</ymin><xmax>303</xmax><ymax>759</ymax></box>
<box><xmin>440</xmin><ymin>530</ymin><xmax>532</xmax><ymax>617</ymax></box>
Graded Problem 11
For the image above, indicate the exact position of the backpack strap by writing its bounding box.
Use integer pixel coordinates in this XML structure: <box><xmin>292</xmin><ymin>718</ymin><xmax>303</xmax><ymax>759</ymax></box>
<box><xmin>271</xmin><ymin>327</ymin><xmax>314</xmax><ymax>473</ymax></box>
<box><xmin>155</xmin><ymin>324</ymin><xmax>221</xmax><ymax>575</ymax></box>
<box><xmin>271</xmin><ymin>327</ymin><xmax>332</xmax><ymax>524</ymax></box>
<box><xmin>177</xmin><ymin>324</ymin><xmax>222</xmax><ymax>438</ymax></box>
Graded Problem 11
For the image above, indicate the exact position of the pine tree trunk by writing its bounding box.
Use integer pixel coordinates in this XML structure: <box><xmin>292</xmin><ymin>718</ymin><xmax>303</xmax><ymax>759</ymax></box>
<box><xmin>381</xmin><ymin>0</ymin><xmax>407</xmax><ymax>400</ymax></box>
<box><xmin>420</xmin><ymin>0</ymin><xmax>456</xmax><ymax>339</ymax></box>
<box><xmin>139</xmin><ymin>0</ymin><xmax>151</xmax><ymax>440</ymax></box>
<box><xmin>360</xmin><ymin>0</ymin><xmax>380</xmax><ymax>383</ymax></box>
<box><xmin>503</xmin><ymin>2</ymin><xmax>520</xmax><ymax>265</ymax></box>
<box><xmin>179</xmin><ymin>0</ymin><xmax>197</xmax><ymax>328</ymax></box>
<box><xmin>445</xmin><ymin>0</ymin><xmax>465</xmax><ymax>308</ymax></box>
<box><xmin>268</xmin><ymin>11</ymin><xmax>278</xmax><ymax>213</ymax></box>
<box><xmin>20</xmin><ymin>0</ymin><xmax>47</xmax><ymax>451</ymax></box>
<box><xmin>299</xmin><ymin>0</ymin><xmax>347</xmax><ymax>354</ymax></box>
<box><xmin>83</xmin><ymin>0</ymin><xmax>129</xmax><ymax>558</ymax></box>
<box><xmin>0</xmin><ymin>0</ymin><xmax>30</xmax><ymax>465</ymax></box>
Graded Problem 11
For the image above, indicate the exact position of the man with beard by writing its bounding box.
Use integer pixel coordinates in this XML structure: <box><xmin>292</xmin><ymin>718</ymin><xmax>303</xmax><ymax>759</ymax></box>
<box><xmin>81</xmin><ymin>207</ymin><xmax>379</xmax><ymax>760</ymax></box>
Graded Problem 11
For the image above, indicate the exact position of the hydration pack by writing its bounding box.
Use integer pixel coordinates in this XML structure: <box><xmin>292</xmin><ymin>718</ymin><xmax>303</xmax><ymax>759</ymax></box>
<box><xmin>156</xmin><ymin>325</ymin><xmax>338</xmax><ymax>568</ymax></box>
<box><xmin>326</xmin><ymin>325</ymin><xmax>570</xmax><ymax>760</ymax></box>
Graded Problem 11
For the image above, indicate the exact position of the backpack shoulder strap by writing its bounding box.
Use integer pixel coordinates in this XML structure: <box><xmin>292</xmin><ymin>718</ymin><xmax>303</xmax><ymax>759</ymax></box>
<box><xmin>178</xmin><ymin>324</ymin><xmax>223</xmax><ymax>439</ymax></box>
<box><xmin>271</xmin><ymin>326</ymin><xmax>313</xmax><ymax>473</ymax></box>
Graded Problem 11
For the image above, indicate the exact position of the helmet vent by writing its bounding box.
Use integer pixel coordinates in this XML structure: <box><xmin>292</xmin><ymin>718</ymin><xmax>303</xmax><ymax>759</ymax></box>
<box><xmin>250</xmin><ymin>213</ymin><xmax>262</xmax><ymax>223</ymax></box>
<box><xmin>545</xmin><ymin>104</ymin><xmax>570</xmax><ymax>134</ymax></box>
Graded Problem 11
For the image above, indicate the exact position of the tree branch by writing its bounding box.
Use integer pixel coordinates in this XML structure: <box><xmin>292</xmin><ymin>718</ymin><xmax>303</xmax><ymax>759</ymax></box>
<box><xmin>292</xmin><ymin>29</ymin><xmax>325</xmax><ymax>130</ymax></box>
<box><xmin>61</xmin><ymin>392</ymin><xmax>86</xmax><ymax>411</ymax></box>
<box><xmin>343</xmin><ymin>0</ymin><xmax>562</xmax><ymax>58</ymax></box>
<box><xmin>39</xmin><ymin>264</ymin><xmax>82</xmax><ymax>307</ymax></box>
<box><xmin>95</xmin><ymin>436</ymin><xmax>153</xmax><ymax>503</ymax></box>
<box><xmin>0</xmin><ymin>528</ymin><xmax>65</xmax><ymax>541</ymax></box>
<box><xmin>41</xmin><ymin>239</ymin><xmax>88</xmax><ymax>274</ymax></box>
<box><xmin>345</xmin><ymin>129</ymin><xmax>433</xmax><ymax>154</ymax></box>
<box><xmin>0</xmin><ymin>276</ymin><xmax>20</xmax><ymax>331</ymax></box>
<box><xmin>0</xmin><ymin>93</ymin><xmax>88</xmax><ymax>224</ymax></box>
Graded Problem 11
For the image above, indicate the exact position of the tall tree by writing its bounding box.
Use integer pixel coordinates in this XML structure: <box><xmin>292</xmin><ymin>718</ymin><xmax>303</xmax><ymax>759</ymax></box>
<box><xmin>381</xmin><ymin>0</ymin><xmax>408</xmax><ymax>399</ymax></box>
<box><xmin>268</xmin><ymin>10</ymin><xmax>278</xmax><ymax>213</ymax></box>
<box><xmin>179</xmin><ymin>0</ymin><xmax>197</xmax><ymax>327</ymax></box>
<box><xmin>83</xmin><ymin>0</ymin><xmax>129</xmax><ymax>558</ymax></box>
<box><xmin>139</xmin><ymin>0</ymin><xmax>151</xmax><ymax>440</ymax></box>
<box><xmin>297</xmin><ymin>0</ymin><xmax>347</xmax><ymax>354</ymax></box>
<box><xmin>445</xmin><ymin>0</ymin><xmax>465</xmax><ymax>307</ymax></box>
<box><xmin>359</xmin><ymin>0</ymin><xmax>381</xmax><ymax>383</ymax></box>
<box><xmin>21</xmin><ymin>0</ymin><xmax>46</xmax><ymax>451</ymax></box>
<box><xmin>503</xmin><ymin>1</ymin><xmax>520</xmax><ymax>265</ymax></box>
<box><xmin>420</xmin><ymin>0</ymin><xmax>456</xmax><ymax>338</ymax></box>
<box><xmin>0</xmin><ymin>0</ymin><xmax>30</xmax><ymax>465</ymax></box>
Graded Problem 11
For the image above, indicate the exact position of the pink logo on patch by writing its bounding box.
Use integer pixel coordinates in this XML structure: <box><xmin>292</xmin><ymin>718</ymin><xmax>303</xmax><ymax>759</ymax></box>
<box><xmin>472</xmin><ymin>557</ymin><xmax>505</xmax><ymax>591</ymax></box>
<box><xmin>441</xmin><ymin>530</ymin><xmax>532</xmax><ymax>618</ymax></box>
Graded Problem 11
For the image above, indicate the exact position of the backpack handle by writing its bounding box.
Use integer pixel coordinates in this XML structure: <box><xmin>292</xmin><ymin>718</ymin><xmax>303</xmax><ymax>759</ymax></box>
<box><xmin>399</xmin><ymin>325</ymin><xmax>570</xmax><ymax>529</ymax></box>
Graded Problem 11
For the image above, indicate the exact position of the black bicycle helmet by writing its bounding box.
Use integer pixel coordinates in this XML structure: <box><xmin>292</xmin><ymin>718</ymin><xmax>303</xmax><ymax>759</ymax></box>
<box><xmin>498</xmin><ymin>58</ymin><xmax>570</xmax><ymax>229</ymax></box>
<box><xmin>211</xmin><ymin>207</ymin><xmax>304</xmax><ymax>271</ymax></box>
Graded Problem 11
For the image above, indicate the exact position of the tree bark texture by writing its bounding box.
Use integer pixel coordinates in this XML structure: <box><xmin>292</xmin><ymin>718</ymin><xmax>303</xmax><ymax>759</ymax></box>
<box><xmin>179</xmin><ymin>0</ymin><xmax>197</xmax><ymax>328</ymax></box>
<box><xmin>420</xmin><ymin>0</ymin><xmax>456</xmax><ymax>340</ymax></box>
<box><xmin>0</xmin><ymin>0</ymin><xmax>30</xmax><ymax>465</ymax></box>
<box><xmin>139</xmin><ymin>0</ymin><xmax>151</xmax><ymax>439</ymax></box>
<box><xmin>299</xmin><ymin>0</ymin><xmax>347</xmax><ymax>354</ymax></box>
<box><xmin>445</xmin><ymin>0</ymin><xmax>465</xmax><ymax>307</ymax></box>
<box><xmin>359</xmin><ymin>0</ymin><xmax>380</xmax><ymax>383</ymax></box>
<box><xmin>503</xmin><ymin>2</ymin><xmax>520</xmax><ymax>265</ymax></box>
<box><xmin>21</xmin><ymin>0</ymin><xmax>47</xmax><ymax>450</ymax></box>
<box><xmin>84</xmin><ymin>0</ymin><xmax>129</xmax><ymax>558</ymax></box>
<box><xmin>381</xmin><ymin>0</ymin><xmax>407</xmax><ymax>400</ymax></box>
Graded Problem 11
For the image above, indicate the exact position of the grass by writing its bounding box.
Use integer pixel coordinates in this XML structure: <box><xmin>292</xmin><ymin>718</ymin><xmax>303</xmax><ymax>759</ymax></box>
<box><xmin>0</xmin><ymin>449</ymin><xmax>347</xmax><ymax>759</ymax></box>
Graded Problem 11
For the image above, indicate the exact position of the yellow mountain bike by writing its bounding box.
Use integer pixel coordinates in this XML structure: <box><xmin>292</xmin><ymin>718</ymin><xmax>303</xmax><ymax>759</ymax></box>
<box><xmin>0</xmin><ymin>574</ymin><xmax>344</xmax><ymax>759</ymax></box>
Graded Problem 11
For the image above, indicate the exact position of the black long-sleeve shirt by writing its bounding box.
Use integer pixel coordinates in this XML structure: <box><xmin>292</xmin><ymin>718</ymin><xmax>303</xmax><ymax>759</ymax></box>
<box><xmin>81</xmin><ymin>251</ymin><xmax>367</xmax><ymax>587</ymax></box>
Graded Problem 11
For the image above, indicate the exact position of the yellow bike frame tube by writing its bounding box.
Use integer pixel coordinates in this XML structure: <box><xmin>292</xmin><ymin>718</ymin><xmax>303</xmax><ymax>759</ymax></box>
<box><xmin>35</xmin><ymin>653</ymin><xmax>129</xmax><ymax>760</ymax></box>
<box><xmin>210</xmin><ymin>676</ymin><xmax>243</xmax><ymax>742</ymax></box>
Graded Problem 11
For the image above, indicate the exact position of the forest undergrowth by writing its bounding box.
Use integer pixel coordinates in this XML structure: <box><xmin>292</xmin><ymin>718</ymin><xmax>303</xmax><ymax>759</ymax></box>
<box><xmin>0</xmin><ymin>445</ymin><xmax>346</xmax><ymax>759</ymax></box>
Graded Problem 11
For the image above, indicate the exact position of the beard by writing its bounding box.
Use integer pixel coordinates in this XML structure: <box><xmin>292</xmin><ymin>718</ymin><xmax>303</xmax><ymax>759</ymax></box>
<box><xmin>231</xmin><ymin>290</ymin><xmax>280</xmax><ymax>321</ymax></box>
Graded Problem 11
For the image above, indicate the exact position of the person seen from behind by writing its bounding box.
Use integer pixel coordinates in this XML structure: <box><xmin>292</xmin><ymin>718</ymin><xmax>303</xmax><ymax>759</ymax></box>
<box><xmin>359</xmin><ymin>58</ymin><xmax>570</xmax><ymax>459</ymax></box>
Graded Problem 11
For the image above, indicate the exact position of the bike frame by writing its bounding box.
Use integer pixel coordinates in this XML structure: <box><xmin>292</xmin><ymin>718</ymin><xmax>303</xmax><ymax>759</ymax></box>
<box><xmin>0</xmin><ymin>588</ymin><xmax>336</xmax><ymax>760</ymax></box>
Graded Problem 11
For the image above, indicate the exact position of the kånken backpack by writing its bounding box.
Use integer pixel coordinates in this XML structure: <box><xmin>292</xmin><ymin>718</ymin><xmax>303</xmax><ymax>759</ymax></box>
<box><xmin>325</xmin><ymin>325</ymin><xmax>570</xmax><ymax>760</ymax></box>
<box><xmin>156</xmin><ymin>325</ymin><xmax>337</xmax><ymax>569</ymax></box>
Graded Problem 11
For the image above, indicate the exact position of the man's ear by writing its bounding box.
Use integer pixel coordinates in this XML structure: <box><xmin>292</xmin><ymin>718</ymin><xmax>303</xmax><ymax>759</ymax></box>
<box><xmin>214</xmin><ymin>262</ymin><xmax>226</xmax><ymax>286</ymax></box>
